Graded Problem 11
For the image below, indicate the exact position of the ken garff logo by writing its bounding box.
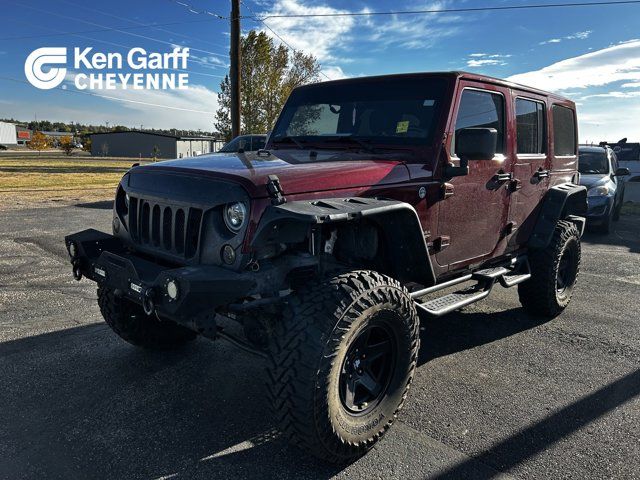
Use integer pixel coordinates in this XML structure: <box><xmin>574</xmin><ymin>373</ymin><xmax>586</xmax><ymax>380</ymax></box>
<box><xmin>24</xmin><ymin>47</ymin><xmax>67</xmax><ymax>90</ymax></box>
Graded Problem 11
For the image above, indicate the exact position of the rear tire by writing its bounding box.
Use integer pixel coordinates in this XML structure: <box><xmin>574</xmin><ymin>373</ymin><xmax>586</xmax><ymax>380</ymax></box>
<box><xmin>266</xmin><ymin>270</ymin><xmax>420</xmax><ymax>464</ymax></box>
<box><xmin>518</xmin><ymin>221</ymin><xmax>581</xmax><ymax>317</ymax></box>
<box><xmin>97</xmin><ymin>287</ymin><xmax>197</xmax><ymax>349</ymax></box>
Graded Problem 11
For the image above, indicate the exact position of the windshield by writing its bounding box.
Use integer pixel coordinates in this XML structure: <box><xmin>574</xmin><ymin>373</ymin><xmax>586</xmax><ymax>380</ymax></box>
<box><xmin>271</xmin><ymin>77</ymin><xmax>448</xmax><ymax>150</ymax></box>
<box><xmin>579</xmin><ymin>151</ymin><xmax>609</xmax><ymax>174</ymax></box>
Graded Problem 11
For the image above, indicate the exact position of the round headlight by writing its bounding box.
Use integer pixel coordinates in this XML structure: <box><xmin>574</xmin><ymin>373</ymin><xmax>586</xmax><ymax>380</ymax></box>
<box><xmin>224</xmin><ymin>202</ymin><xmax>247</xmax><ymax>232</ymax></box>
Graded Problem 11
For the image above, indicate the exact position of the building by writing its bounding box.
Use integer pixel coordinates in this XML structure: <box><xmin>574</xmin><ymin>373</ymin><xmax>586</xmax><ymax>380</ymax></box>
<box><xmin>15</xmin><ymin>126</ymin><xmax>32</xmax><ymax>145</ymax></box>
<box><xmin>0</xmin><ymin>121</ymin><xmax>17</xmax><ymax>146</ymax></box>
<box><xmin>90</xmin><ymin>131</ymin><xmax>224</xmax><ymax>159</ymax></box>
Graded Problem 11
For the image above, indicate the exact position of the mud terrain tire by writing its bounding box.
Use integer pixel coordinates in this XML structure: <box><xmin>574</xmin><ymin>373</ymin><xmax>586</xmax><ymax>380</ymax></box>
<box><xmin>98</xmin><ymin>287</ymin><xmax>196</xmax><ymax>349</ymax></box>
<box><xmin>518</xmin><ymin>221</ymin><xmax>581</xmax><ymax>317</ymax></box>
<box><xmin>266</xmin><ymin>270</ymin><xmax>420</xmax><ymax>464</ymax></box>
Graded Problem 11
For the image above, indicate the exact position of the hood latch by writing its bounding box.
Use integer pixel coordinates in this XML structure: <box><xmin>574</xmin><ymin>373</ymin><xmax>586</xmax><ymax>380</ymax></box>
<box><xmin>266</xmin><ymin>175</ymin><xmax>286</xmax><ymax>205</ymax></box>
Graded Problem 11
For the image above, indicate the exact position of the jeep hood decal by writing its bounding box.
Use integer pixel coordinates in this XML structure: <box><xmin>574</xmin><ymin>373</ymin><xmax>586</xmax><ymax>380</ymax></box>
<box><xmin>135</xmin><ymin>150</ymin><xmax>410</xmax><ymax>198</ymax></box>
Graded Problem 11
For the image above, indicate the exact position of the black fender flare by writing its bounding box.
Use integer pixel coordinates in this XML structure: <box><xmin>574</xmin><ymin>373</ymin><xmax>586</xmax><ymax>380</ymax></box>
<box><xmin>250</xmin><ymin>197</ymin><xmax>436</xmax><ymax>287</ymax></box>
<box><xmin>528</xmin><ymin>183</ymin><xmax>587</xmax><ymax>249</ymax></box>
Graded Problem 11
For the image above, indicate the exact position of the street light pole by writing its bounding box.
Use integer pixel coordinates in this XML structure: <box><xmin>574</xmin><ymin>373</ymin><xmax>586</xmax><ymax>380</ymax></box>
<box><xmin>230</xmin><ymin>0</ymin><xmax>241</xmax><ymax>139</ymax></box>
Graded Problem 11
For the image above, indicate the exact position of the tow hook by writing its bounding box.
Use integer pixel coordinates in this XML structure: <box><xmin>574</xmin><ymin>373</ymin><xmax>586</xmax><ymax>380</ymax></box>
<box><xmin>72</xmin><ymin>261</ymin><xmax>83</xmax><ymax>281</ymax></box>
<box><xmin>142</xmin><ymin>287</ymin><xmax>157</xmax><ymax>315</ymax></box>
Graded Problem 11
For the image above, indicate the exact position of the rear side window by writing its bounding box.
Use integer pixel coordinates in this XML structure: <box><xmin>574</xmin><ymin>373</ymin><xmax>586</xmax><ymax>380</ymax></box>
<box><xmin>516</xmin><ymin>98</ymin><xmax>546</xmax><ymax>154</ymax></box>
<box><xmin>552</xmin><ymin>105</ymin><xmax>576</xmax><ymax>156</ymax></box>
<box><xmin>454</xmin><ymin>89</ymin><xmax>505</xmax><ymax>154</ymax></box>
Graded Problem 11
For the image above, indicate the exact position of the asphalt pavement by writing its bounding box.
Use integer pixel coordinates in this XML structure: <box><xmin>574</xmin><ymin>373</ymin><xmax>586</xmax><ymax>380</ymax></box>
<box><xmin>0</xmin><ymin>202</ymin><xmax>639</xmax><ymax>480</ymax></box>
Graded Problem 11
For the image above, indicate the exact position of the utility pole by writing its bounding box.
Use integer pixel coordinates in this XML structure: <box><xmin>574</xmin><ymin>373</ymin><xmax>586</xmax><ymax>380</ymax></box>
<box><xmin>230</xmin><ymin>0</ymin><xmax>241</xmax><ymax>138</ymax></box>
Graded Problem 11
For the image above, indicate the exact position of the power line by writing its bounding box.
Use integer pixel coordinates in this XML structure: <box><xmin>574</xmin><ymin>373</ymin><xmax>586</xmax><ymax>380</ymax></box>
<box><xmin>57</xmin><ymin>0</ymin><xmax>229</xmax><ymax>50</ymax></box>
<box><xmin>9</xmin><ymin>1</ymin><xmax>229</xmax><ymax>58</ymax></box>
<box><xmin>0</xmin><ymin>18</ymin><xmax>215</xmax><ymax>41</ymax></box>
<box><xmin>0</xmin><ymin>76</ymin><xmax>217</xmax><ymax>115</ymax></box>
<box><xmin>6</xmin><ymin>18</ymin><xmax>226</xmax><ymax>78</ymax></box>
<box><xmin>166</xmin><ymin>0</ymin><xmax>226</xmax><ymax>19</ymax></box>
<box><xmin>241</xmin><ymin>1</ymin><xmax>333</xmax><ymax>81</ymax></box>
<box><xmin>251</xmin><ymin>0</ymin><xmax>640</xmax><ymax>19</ymax></box>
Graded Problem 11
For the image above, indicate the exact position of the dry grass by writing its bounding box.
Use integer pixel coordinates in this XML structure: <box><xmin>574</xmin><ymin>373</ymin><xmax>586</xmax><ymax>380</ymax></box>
<box><xmin>0</xmin><ymin>156</ymin><xmax>149</xmax><ymax>210</ymax></box>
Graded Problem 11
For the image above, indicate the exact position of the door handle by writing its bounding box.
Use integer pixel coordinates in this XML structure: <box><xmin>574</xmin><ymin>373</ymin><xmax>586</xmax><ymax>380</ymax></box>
<box><xmin>535</xmin><ymin>169</ymin><xmax>550</xmax><ymax>179</ymax></box>
<box><xmin>493</xmin><ymin>171</ymin><xmax>513</xmax><ymax>182</ymax></box>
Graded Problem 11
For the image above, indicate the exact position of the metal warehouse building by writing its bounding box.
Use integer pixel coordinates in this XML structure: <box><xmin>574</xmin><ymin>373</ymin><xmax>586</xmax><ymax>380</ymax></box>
<box><xmin>90</xmin><ymin>131</ymin><xmax>224</xmax><ymax>159</ymax></box>
<box><xmin>0</xmin><ymin>121</ymin><xmax>17</xmax><ymax>146</ymax></box>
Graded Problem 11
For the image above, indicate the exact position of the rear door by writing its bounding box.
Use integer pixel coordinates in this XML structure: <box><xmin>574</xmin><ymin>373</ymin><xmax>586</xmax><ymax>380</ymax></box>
<box><xmin>436</xmin><ymin>82</ymin><xmax>512</xmax><ymax>270</ymax></box>
<box><xmin>506</xmin><ymin>93</ymin><xmax>551</xmax><ymax>247</ymax></box>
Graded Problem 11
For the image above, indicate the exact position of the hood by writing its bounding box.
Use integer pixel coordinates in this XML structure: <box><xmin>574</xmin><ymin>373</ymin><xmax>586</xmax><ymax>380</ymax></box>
<box><xmin>135</xmin><ymin>149</ymin><xmax>411</xmax><ymax>198</ymax></box>
<box><xmin>580</xmin><ymin>174</ymin><xmax>611</xmax><ymax>190</ymax></box>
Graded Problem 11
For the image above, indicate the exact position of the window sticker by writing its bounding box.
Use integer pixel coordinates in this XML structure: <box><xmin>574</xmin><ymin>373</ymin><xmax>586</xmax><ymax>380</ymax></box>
<box><xmin>423</xmin><ymin>99</ymin><xmax>436</xmax><ymax>106</ymax></box>
<box><xmin>396</xmin><ymin>121</ymin><xmax>410</xmax><ymax>133</ymax></box>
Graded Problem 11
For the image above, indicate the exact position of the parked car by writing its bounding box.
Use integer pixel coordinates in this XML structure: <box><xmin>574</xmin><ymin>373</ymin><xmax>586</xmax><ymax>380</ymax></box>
<box><xmin>218</xmin><ymin>134</ymin><xmax>267</xmax><ymax>153</ymax></box>
<box><xmin>578</xmin><ymin>145</ymin><xmax>630</xmax><ymax>233</ymax></box>
<box><xmin>66</xmin><ymin>71</ymin><xmax>587</xmax><ymax>464</ymax></box>
<box><xmin>601</xmin><ymin>139</ymin><xmax>640</xmax><ymax>182</ymax></box>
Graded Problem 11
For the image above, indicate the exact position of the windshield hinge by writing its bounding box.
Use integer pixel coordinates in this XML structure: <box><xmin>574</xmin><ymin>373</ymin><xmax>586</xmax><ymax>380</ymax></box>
<box><xmin>266</xmin><ymin>175</ymin><xmax>286</xmax><ymax>205</ymax></box>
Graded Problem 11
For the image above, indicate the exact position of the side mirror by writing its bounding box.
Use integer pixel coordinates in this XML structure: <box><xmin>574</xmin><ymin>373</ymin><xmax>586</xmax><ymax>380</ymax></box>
<box><xmin>615</xmin><ymin>167</ymin><xmax>630</xmax><ymax>176</ymax></box>
<box><xmin>456</xmin><ymin>128</ymin><xmax>498</xmax><ymax>160</ymax></box>
<box><xmin>446</xmin><ymin>128</ymin><xmax>498</xmax><ymax>178</ymax></box>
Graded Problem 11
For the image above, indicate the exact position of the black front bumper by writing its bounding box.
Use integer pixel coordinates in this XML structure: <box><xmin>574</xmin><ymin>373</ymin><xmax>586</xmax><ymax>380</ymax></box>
<box><xmin>65</xmin><ymin>229</ymin><xmax>256</xmax><ymax>323</ymax></box>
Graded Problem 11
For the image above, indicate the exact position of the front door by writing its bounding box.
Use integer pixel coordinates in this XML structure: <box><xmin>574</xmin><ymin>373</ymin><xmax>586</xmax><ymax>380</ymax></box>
<box><xmin>436</xmin><ymin>83</ymin><xmax>511</xmax><ymax>270</ymax></box>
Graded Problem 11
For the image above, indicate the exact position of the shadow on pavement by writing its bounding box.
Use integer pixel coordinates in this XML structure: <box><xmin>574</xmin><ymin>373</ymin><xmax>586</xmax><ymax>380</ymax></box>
<box><xmin>418</xmin><ymin>306</ymin><xmax>550</xmax><ymax>365</ymax></box>
<box><xmin>581</xmin><ymin>214</ymin><xmax>640</xmax><ymax>254</ymax></box>
<box><xmin>74</xmin><ymin>200</ymin><xmax>114</xmax><ymax>210</ymax></box>
<box><xmin>430</xmin><ymin>367</ymin><xmax>640</xmax><ymax>479</ymax></box>
<box><xmin>0</xmin><ymin>324</ymin><xmax>340</xmax><ymax>480</ymax></box>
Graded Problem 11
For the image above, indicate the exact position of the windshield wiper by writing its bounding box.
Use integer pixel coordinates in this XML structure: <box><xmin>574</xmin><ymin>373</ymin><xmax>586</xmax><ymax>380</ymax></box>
<box><xmin>329</xmin><ymin>136</ymin><xmax>379</xmax><ymax>153</ymax></box>
<box><xmin>271</xmin><ymin>135</ymin><xmax>305</xmax><ymax>149</ymax></box>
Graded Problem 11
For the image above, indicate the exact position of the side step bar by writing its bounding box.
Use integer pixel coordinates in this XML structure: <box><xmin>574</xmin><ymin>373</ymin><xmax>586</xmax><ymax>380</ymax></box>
<box><xmin>412</xmin><ymin>259</ymin><xmax>531</xmax><ymax>317</ymax></box>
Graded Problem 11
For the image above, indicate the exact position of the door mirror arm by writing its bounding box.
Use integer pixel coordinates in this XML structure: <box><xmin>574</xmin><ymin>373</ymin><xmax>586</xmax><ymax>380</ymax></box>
<box><xmin>445</xmin><ymin>156</ymin><xmax>469</xmax><ymax>178</ymax></box>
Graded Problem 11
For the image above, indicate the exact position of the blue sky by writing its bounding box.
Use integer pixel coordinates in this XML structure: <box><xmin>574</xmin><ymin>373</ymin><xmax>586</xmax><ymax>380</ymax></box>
<box><xmin>2</xmin><ymin>0</ymin><xmax>640</xmax><ymax>141</ymax></box>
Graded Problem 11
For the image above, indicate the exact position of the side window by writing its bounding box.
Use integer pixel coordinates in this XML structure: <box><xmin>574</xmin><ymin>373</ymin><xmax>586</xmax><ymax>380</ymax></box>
<box><xmin>516</xmin><ymin>98</ymin><xmax>546</xmax><ymax>154</ymax></box>
<box><xmin>453</xmin><ymin>89</ymin><xmax>505</xmax><ymax>155</ymax></box>
<box><xmin>552</xmin><ymin>105</ymin><xmax>577</xmax><ymax>156</ymax></box>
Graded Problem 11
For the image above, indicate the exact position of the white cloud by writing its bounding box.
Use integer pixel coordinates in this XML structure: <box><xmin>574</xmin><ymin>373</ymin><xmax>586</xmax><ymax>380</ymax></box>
<box><xmin>322</xmin><ymin>65</ymin><xmax>348</xmax><ymax>80</ymax></box>
<box><xmin>622</xmin><ymin>82</ymin><xmax>640</xmax><ymax>88</ymax></box>
<box><xmin>20</xmin><ymin>75</ymin><xmax>222</xmax><ymax>131</ymax></box>
<box><xmin>257</xmin><ymin>0</ymin><xmax>356</xmax><ymax>62</ymax></box>
<box><xmin>540</xmin><ymin>30</ymin><xmax>592</xmax><ymax>45</ymax></box>
<box><xmin>508</xmin><ymin>40</ymin><xmax>640</xmax><ymax>91</ymax></box>
<box><xmin>364</xmin><ymin>1</ymin><xmax>462</xmax><ymax>50</ymax></box>
<box><xmin>465</xmin><ymin>53</ymin><xmax>511</xmax><ymax>68</ymax></box>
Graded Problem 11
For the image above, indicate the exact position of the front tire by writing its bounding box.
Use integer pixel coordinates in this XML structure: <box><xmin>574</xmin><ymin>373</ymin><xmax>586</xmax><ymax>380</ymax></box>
<box><xmin>518</xmin><ymin>221</ymin><xmax>581</xmax><ymax>317</ymax></box>
<box><xmin>98</xmin><ymin>287</ymin><xmax>197</xmax><ymax>349</ymax></box>
<box><xmin>266</xmin><ymin>270</ymin><xmax>420</xmax><ymax>464</ymax></box>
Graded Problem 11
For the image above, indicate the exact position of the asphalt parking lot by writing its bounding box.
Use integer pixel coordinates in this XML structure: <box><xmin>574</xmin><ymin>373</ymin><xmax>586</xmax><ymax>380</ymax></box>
<box><xmin>0</xmin><ymin>202</ymin><xmax>639</xmax><ymax>480</ymax></box>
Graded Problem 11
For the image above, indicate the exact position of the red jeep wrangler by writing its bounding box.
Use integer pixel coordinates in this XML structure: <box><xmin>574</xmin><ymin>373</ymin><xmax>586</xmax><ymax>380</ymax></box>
<box><xmin>66</xmin><ymin>72</ymin><xmax>587</xmax><ymax>463</ymax></box>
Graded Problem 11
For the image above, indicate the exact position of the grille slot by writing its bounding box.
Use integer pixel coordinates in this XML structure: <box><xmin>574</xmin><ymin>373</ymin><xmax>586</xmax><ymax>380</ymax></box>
<box><xmin>128</xmin><ymin>196</ymin><xmax>202</xmax><ymax>260</ymax></box>
<box><xmin>163</xmin><ymin>207</ymin><xmax>172</xmax><ymax>250</ymax></box>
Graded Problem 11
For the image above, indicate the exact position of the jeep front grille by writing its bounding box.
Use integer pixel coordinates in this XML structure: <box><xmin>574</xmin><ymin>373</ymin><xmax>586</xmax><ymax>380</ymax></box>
<box><xmin>128</xmin><ymin>196</ymin><xmax>203</xmax><ymax>259</ymax></box>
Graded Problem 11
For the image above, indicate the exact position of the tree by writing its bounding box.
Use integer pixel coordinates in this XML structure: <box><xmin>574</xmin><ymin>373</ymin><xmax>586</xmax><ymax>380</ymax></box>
<box><xmin>59</xmin><ymin>136</ymin><xmax>74</xmax><ymax>156</ymax></box>
<box><xmin>152</xmin><ymin>145</ymin><xmax>161</xmax><ymax>160</ymax></box>
<box><xmin>214</xmin><ymin>30</ymin><xmax>321</xmax><ymax>141</ymax></box>
<box><xmin>28</xmin><ymin>131</ymin><xmax>48</xmax><ymax>156</ymax></box>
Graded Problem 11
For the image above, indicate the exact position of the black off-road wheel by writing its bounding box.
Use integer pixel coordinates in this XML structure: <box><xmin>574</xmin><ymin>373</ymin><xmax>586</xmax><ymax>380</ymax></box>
<box><xmin>266</xmin><ymin>270</ymin><xmax>420</xmax><ymax>464</ymax></box>
<box><xmin>98</xmin><ymin>287</ymin><xmax>197</xmax><ymax>349</ymax></box>
<box><xmin>518</xmin><ymin>220</ymin><xmax>581</xmax><ymax>317</ymax></box>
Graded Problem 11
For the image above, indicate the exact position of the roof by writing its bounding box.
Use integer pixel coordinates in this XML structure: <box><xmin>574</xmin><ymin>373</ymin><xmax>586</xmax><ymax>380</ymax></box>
<box><xmin>579</xmin><ymin>145</ymin><xmax>607</xmax><ymax>153</ymax></box>
<box><xmin>297</xmin><ymin>71</ymin><xmax>572</xmax><ymax>102</ymax></box>
<box><xmin>90</xmin><ymin>130</ymin><xmax>222</xmax><ymax>141</ymax></box>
